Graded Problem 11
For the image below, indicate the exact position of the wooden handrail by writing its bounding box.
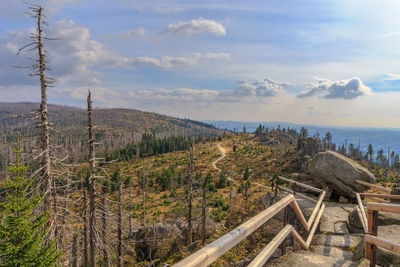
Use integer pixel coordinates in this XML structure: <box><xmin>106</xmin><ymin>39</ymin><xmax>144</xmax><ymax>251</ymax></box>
<box><xmin>367</xmin><ymin>202</ymin><xmax>400</xmax><ymax>213</ymax></box>
<box><xmin>174</xmin><ymin>188</ymin><xmax>326</xmax><ymax>267</ymax></box>
<box><xmin>278</xmin><ymin>176</ymin><xmax>324</xmax><ymax>193</ymax></box>
<box><xmin>247</xmin><ymin>225</ymin><xmax>307</xmax><ymax>267</ymax></box>
<box><xmin>306</xmin><ymin>203</ymin><xmax>325</xmax><ymax>246</ymax></box>
<box><xmin>173</xmin><ymin>194</ymin><xmax>295</xmax><ymax>267</ymax></box>
<box><xmin>356</xmin><ymin>193</ymin><xmax>368</xmax><ymax>232</ymax></box>
<box><xmin>359</xmin><ymin>193</ymin><xmax>400</xmax><ymax>200</ymax></box>
<box><xmin>365</xmin><ymin>235</ymin><xmax>400</xmax><ymax>254</ymax></box>
<box><xmin>248</xmin><ymin>203</ymin><xmax>326</xmax><ymax>267</ymax></box>
<box><xmin>278</xmin><ymin>185</ymin><xmax>317</xmax><ymax>203</ymax></box>
<box><xmin>361</xmin><ymin>200</ymin><xmax>400</xmax><ymax>266</ymax></box>
<box><xmin>354</xmin><ymin>179</ymin><xmax>391</xmax><ymax>193</ymax></box>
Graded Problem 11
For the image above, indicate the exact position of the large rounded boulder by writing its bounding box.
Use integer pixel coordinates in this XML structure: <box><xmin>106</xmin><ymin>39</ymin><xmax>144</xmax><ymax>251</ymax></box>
<box><xmin>308</xmin><ymin>151</ymin><xmax>375</xmax><ymax>199</ymax></box>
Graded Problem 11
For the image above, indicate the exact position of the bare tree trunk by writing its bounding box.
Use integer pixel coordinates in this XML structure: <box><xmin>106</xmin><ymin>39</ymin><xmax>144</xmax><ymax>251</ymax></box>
<box><xmin>142</xmin><ymin>162</ymin><xmax>148</xmax><ymax>227</ymax></box>
<box><xmin>83</xmin><ymin>184</ymin><xmax>89</xmax><ymax>267</ymax></box>
<box><xmin>117</xmin><ymin>181</ymin><xmax>123</xmax><ymax>267</ymax></box>
<box><xmin>101</xmin><ymin>194</ymin><xmax>109</xmax><ymax>267</ymax></box>
<box><xmin>61</xmin><ymin>168</ymin><xmax>70</xmax><ymax>249</ymax></box>
<box><xmin>87</xmin><ymin>91</ymin><xmax>96</xmax><ymax>266</ymax></box>
<box><xmin>53</xmin><ymin>177</ymin><xmax>59</xmax><ymax>248</ymax></box>
<box><xmin>36</xmin><ymin>6</ymin><xmax>52</xmax><ymax>211</ymax></box>
<box><xmin>201</xmin><ymin>184</ymin><xmax>206</xmax><ymax>245</ymax></box>
<box><xmin>72</xmin><ymin>234</ymin><xmax>78</xmax><ymax>267</ymax></box>
<box><xmin>128</xmin><ymin>180</ymin><xmax>132</xmax><ymax>237</ymax></box>
<box><xmin>187</xmin><ymin>137</ymin><xmax>194</xmax><ymax>245</ymax></box>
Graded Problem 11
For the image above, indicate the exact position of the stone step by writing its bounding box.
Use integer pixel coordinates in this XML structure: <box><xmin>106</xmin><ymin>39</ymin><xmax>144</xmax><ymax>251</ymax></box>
<box><xmin>310</xmin><ymin>245</ymin><xmax>353</xmax><ymax>261</ymax></box>
<box><xmin>270</xmin><ymin>250</ymin><xmax>369</xmax><ymax>267</ymax></box>
<box><xmin>313</xmin><ymin>234</ymin><xmax>362</xmax><ymax>249</ymax></box>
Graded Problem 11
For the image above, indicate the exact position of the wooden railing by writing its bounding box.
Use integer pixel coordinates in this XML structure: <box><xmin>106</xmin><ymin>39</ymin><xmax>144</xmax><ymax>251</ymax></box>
<box><xmin>354</xmin><ymin>180</ymin><xmax>400</xmax><ymax>267</ymax></box>
<box><xmin>173</xmin><ymin>177</ymin><xmax>325</xmax><ymax>267</ymax></box>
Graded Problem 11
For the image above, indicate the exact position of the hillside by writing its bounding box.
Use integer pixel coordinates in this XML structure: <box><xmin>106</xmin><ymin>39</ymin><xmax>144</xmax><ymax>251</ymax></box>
<box><xmin>0</xmin><ymin>102</ymin><xmax>224</xmax><ymax>168</ymax></box>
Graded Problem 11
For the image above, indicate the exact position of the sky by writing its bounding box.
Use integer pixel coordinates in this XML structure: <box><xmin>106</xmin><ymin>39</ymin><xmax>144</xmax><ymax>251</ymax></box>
<box><xmin>2</xmin><ymin>0</ymin><xmax>400</xmax><ymax>127</ymax></box>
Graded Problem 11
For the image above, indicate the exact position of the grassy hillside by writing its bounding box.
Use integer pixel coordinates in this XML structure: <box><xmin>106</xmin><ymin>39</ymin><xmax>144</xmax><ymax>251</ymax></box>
<box><xmin>0</xmin><ymin>102</ymin><xmax>224</xmax><ymax>169</ymax></box>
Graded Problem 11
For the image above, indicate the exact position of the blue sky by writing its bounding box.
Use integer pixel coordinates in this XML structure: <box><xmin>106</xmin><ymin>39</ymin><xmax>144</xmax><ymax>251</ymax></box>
<box><xmin>2</xmin><ymin>0</ymin><xmax>400</xmax><ymax>127</ymax></box>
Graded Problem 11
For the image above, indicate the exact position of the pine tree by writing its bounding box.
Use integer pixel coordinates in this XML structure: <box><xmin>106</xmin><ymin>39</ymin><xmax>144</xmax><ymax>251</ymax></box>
<box><xmin>0</xmin><ymin>136</ymin><xmax>60</xmax><ymax>266</ymax></box>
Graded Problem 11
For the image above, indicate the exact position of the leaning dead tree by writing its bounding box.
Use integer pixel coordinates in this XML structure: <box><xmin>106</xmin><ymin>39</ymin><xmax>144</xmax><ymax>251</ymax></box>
<box><xmin>87</xmin><ymin>91</ymin><xmax>97</xmax><ymax>266</ymax></box>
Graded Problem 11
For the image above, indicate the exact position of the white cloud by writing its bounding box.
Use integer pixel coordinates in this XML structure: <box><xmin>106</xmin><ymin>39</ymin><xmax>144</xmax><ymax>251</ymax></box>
<box><xmin>383</xmin><ymin>73</ymin><xmax>400</xmax><ymax>80</ymax></box>
<box><xmin>127</xmin><ymin>52</ymin><xmax>230</xmax><ymax>69</ymax></box>
<box><xmin>129</xmin><ymin>88</ymin><xmax>218</xmax><ymax>104</ymax></box>
<box><xmin>165</xmin><ymin>18</ymin><xmax>226</xmax><ymax>36</ymax></box>
<box><xmin>66</xmin><ymin>87</ymin><xmax>121</xmax><ymax>104</ymax></box>
<box><xmin>297</xmin><ymin>77</ymin><xmax>372</xmax><ymax>99</ymax></box>
<box><xmin>113</xmin><ymin>27</ymin><xmax>145</xmax><ymax>41</ymax></box>
<box><xmin>217</xmin><ymin>78</ymin><xmax>289</xmax><ymax>101</ymax></box>
<box><xmin>126</xmin><ymin>78</ymin><xmax>288</xmax><ymax>106</ymax></box>
<box><xmin>0</xmin><ymin>20</ymin><xmax>230</xmax><ymax>87</ymax></box>
<box><xmin>154</xmin><ymin>6</ymin><xmax>185</xmax><ymax>14</ymax></box>
<box><xmin>47</xmin><ymin>20</ymin><xmax>126</xmax><ymax>85</ymax></box>
<box><xmin>380</xmin><ymin>31</ymin><xmax>400</xmax><ymax>38</ymax></box>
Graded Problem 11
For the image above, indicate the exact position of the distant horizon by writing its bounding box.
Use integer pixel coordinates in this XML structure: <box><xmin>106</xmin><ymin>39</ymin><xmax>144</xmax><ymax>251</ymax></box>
<box><xmin>3</xmin><ymin>101</ymin><xmax>400</xmax><ymax>131</ymax></box>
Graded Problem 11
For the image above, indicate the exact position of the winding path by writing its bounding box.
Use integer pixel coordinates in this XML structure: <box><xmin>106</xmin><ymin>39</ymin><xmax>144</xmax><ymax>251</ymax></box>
<box><xmin>212</xmin><ymin>143</ymin><xmax>269</xmax><ymax>189</ymax></box>
<box><xmin>212</xmin><ymin>144</ymin><xmax>226</xmax><ymax>172</ymax></box>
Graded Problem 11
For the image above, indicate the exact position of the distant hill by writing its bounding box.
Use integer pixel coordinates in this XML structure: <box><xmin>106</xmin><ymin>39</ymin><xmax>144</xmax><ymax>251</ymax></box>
<box><xmin>0</xmin><ymin>102</ymin><xmax>223</xmax><ymax>166</ymax></box>
<box><xmin>206</xmin><ymin>120</ymin><xmax>400</xmax><ymax>156</ymax></box>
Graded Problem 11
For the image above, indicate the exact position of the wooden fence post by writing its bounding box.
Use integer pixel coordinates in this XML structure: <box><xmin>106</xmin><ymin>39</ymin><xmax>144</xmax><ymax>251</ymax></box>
<box><xmin>280</xmin><ymin>206</ymin><xmax>289</xmax><ymax>255</ymax></box>
<box><xmin>367</xmin><ymin>210</ymin><xmax>378</xmax><ymax>267</ymax></box>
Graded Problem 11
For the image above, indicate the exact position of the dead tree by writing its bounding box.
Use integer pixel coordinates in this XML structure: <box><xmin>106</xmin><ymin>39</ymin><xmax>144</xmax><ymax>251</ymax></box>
<box><xmin>142</xmin><ymin>162</ymin><xmax>148</xmax><ymax>227</ymax></box>
<box><xmin>128</xmin><ymin>176</ymin><xmax>133</xmax><ymax>237</ymax></box>
<box><xmin>201</xmin><ymin>179</ymin><xmax>206</xmax><ymax>245</ymax></box>
<box><xmin>18</xmin><ymin>3</ymin><xmax>54</xmax><ymax>222</ymax></box>
<box><xmin>101</xmin><ymin>184</ymin><xmax>109</xmax><ymax>267</ymax></box>
<box><xmin>60</xmin><ymin>168</ymin><xmax>69</xmax><ymax>249</ymax></box>
<box><xmin>82</xmin><ymin>177</ymin><xmax>89</xmax><ymax>267</ymax></box>
<box><xmin>187</xmin><ymin>137</ymin><xmax>194</xmax><ymax>245</ymax></box>
<box><xmin>87</xmin><ymin>91</ymin><xmax>96</xmax><ymax>266</ymax></box>
<box><xmin>72</xmin><ymin>234</ymin><xmax>78</xmax><ymax>267</ymax></box>
<box><xmin>117</xmin><ymin>180</ymin><xmax>123</xmax><ymax>267</ymax></box>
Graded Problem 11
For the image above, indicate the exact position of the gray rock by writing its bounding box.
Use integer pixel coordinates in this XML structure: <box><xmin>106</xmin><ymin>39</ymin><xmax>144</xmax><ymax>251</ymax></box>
<box><xmin>348</xmin><ymin>208</ymin><xmax>364</xmax><ymax>229</ymax></box>
<box><xmin>320</xmin><ymin>207</ymin><xmax>349</xmax><ymax>234</ymax></box>
<box><xmin>271</xmin><ymin>250</ymin><xmax>369</xmax><ymax>267</ymax></box>
<box><xmin>308</xmin><ymin>151</ymin><xmax>375</xmax><ymax>199</ymax></box>
<box><xmin>379</xmin><ymin>211</ymin><xmax>400</xmax><ymax>225</ymax></box>
<box><xmin>339</xmin><ymin>196</ymin><xmax>349</xmax><ymax>203</ymax></box>
<box><xmin>334</xmin><ymin>222</ymin><xmax>349</xmax><ymax>234</ymax></box>
<box><xmin>313</xmin><ymin>234</ymin><xmax>362</xmax><ymax>249</ymax></box>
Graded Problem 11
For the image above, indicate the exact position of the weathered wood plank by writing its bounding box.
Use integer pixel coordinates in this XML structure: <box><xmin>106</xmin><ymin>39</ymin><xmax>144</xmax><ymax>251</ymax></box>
<box><xmin>365</xmin><ymin>234</ymin><xmax>400</xmax><ymax>254</ymax></box>
<box><xmin>247</xmin><ymin>225</ymin><xmax>293</xmax><ymax>267</ymax></box>
<box><xmin>248</xmin><ymin>225</ymin><xmax>308</xmax><ymax>267</ymax></box>
<box><xmin>360</xmin><ymin>193</ymin><xmax>400</xmax><ymax>200</ymax></box>
<box><xmin>306</xmin><ymin>203</ymin><xmax>325</xmax><ymax>247</ymax></box>
<box><xmin>278</xmin><ymin>185</ymin><xmax>317</xmax><ymax>203</ymax></box>
<box><xmin>290</xmin><ymin>197</ymin><xmax>310</xmax><ymax>231</ymax></box>
<box><xmin>357</xmin><ymin>193</ymin><xmax>368</xmax><ymax>231</ymax></box>
<box><xmin>173</xmin><ymin>194</ymin><xmax>295</xmax><ymax>267</ymax></box>
<box><xmin>307</xmin><ymin>191</ymin><xmax>326</xmax><ymax>229</ymax></box>
<box><xmin>279</xmin><ymin>176</ymin><xmax>324</xmax><ymax>193</ymax></box>
<box><xmin>367</xmin><ymin>202</ymin><xmax>400</xmax><ymax>214</ymax></box>
<box><xmin>355</xmin><ymin>206</ymin><xmax>368</xmax><ymax>233</ymax></box>
<box><xmin>355</xmin><ymin>179</ymin><xmax>391</xmax><ymax>193</ymax></box>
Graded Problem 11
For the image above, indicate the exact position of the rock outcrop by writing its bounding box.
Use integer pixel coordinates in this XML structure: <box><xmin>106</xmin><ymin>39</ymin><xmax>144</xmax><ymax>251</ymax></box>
<box><xmin>307</xmin><ymin>151</ymin><xmax>375</xmax><ymax>199</ymax></box>
<box><xmin>132</xmin><ymin>218</ymin><xmax>216</xmax><ymax>262</ymax></box>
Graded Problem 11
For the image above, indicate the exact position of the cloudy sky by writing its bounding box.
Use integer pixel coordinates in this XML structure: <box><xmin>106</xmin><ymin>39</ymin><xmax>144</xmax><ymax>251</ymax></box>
<box><xmin>2</xmin><ymin>0</ymin><xmax>400</xmax><ymax>127</ymax></box>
